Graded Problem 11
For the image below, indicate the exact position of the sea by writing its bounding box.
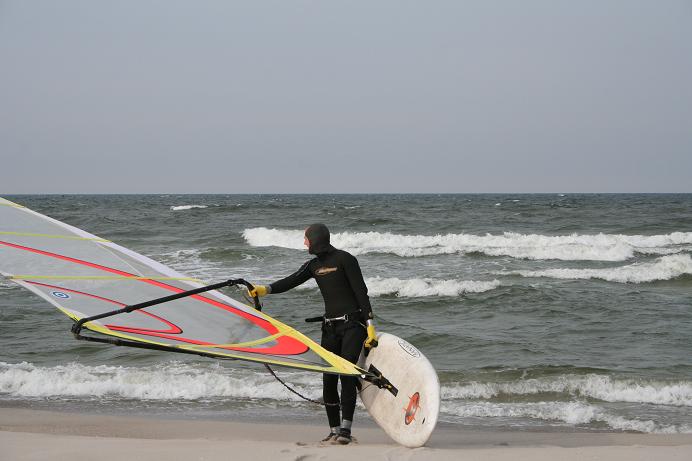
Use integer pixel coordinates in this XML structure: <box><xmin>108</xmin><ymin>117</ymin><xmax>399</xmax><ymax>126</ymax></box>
<box><xmin>1</xmin><ymin>194</ymin><xmax>691</xmax><ymax>433</ymax></box>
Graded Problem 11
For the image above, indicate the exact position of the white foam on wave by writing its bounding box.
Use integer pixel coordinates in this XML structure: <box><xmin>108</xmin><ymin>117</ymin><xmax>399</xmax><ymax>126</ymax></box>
<box><xmin>442</xmin><ymin>400</ymin><xmax>689</xmax><ymax>433</ymax></box>
<box><xmin>149</xmin><ymin>248</ymin><xmax>261</xmax><ymax>283</ymax></box>
<box><xmin>0</xmin><ymin>361</ymin><xmax>317</xmax><ymax>402</ymax></box>
<box><xmin>8</xmin><ymin>363</ymin><xmax>689</xmax><ymax>407</ymax></box>
<box><xmin>365</xmin><ymin>277</ymin><xmax>500</xmax><ymax>297</ymax></box>
<box><xmin>291</xmin><ymin>277</ymin><xmax>500</xmax><ymax>297</ymax></box>
<box><xmin>442</xmin><ymin>374</ymin><xmax>692</xmax><ymax>433</ymax></box>
<box><xmin>443</xmin><ymin>374</ymin><xmax>692</xmax><ymax>406</ymax></box>
<box><xmin>149</xmin><ymin>248</ymin><xmax>220</xmax><ymax>281</ymax></box>
<box><xmin>170</xmin><ymin>205</ymin><xmax>208</xmax><ymax>211</ymax></box>
<box><xmin>242</xmin><ymin>228</ymin><xmax>692</xmax><ymax>261</ymax></box>
<box><xmin>507</xmin><ymin>254</ymin><xmax>692</xmax><ymax>284</ymax></box>
<box><xmin>244</xmin><ymin>228</ymin><xmax>305</xmax><ymax>251</ymax></box>
<box><xmin>3</xmin><ymin>362</ymin><xmax>690</xmax><ymax>433</ymax></box>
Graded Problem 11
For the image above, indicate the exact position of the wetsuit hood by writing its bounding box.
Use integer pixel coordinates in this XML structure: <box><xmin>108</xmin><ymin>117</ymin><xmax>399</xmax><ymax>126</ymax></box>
<box><xmin>305</xmin><ymin>223</ymin><xmax>333</xmax><ymax>255</ymax></box>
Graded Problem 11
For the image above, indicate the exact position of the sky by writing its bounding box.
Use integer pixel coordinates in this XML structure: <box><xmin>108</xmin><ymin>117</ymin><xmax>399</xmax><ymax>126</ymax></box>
<box><xmin>1</xmin><ymin>0</ymin><xmax>691</xmax><ymax>193</ymax></box>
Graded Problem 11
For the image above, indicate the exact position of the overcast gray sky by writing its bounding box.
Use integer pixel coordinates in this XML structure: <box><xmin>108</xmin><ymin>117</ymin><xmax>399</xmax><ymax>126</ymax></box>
<box><xmin>1</xmin><ymin>1</ymin><xmax>691</xmax><ymax>193</ymax></box>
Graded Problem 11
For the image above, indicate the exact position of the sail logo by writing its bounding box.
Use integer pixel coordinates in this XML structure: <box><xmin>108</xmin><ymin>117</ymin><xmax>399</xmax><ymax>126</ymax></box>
<box><xmin>398</xmin><ymin>338</ymin><xmax>420</xmax><ymax>358</ymax></box>
<box><xmin>51</xmin><ymin>291</ymin><xmax>70</xmax><ymax>299</ymax></box>
<box><xmin>403</xmin><ymin>392</ymin><xmax>421</xmax><ymax>425</ymax></box>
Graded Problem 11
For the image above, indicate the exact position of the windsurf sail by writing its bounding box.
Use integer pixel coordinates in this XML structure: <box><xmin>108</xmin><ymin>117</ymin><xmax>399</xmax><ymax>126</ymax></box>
<box><xmin>0</xmin><ymin>197</ymin><xmax>363</xmax><ymax>376</ymax></box>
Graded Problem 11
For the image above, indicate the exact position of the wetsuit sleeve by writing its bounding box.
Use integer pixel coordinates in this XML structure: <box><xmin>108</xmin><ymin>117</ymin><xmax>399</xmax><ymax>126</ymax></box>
<box><xmin>343</xmin><ymin>253</ymin><xmax>374</xmax><ymax>320</ymax></box>
<box><xmin>269</xmin><ymin>260</ymin><xmax>313</xmax><ymax>294</ymax></box>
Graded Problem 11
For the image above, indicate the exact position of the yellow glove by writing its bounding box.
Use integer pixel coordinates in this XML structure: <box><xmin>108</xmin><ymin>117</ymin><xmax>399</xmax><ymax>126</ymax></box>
<box><xmin>248</xmin><ymin>285</ymin><xmax>269</xmax><ymax>298</ymax></box>
<box><xmin>364</xmin><ymin>320</ymin><xmax>378</xmax><ymax>350</ymax></box>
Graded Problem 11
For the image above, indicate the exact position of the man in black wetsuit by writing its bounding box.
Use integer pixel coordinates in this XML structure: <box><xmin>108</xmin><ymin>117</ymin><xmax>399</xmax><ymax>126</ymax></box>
<box><xmin>248</xmin><ymin>223</ymin><xmax>378</xmax><ymax>445</ymax></box>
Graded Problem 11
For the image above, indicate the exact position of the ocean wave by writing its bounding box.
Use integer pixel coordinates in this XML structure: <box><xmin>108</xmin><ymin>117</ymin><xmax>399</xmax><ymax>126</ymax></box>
<box><xmin>170</xmin><ymin>205</ymin><xmax>209</xmax><ymax>211</ymax></box>
<box><xmin>242</xmin><ymin>228</ymin><xmax>692</xmax><ymax>261</ymax></box>
<box><xmin>441</xmin><ymin>401</ymin><xmax>689</xmax><ymax>433</ymax></box>
<box><xmin>7</xmin><ymin>362</ymin><xmax>689</xmax><ymax>407</ymax></box>
<box><xmin>3</xmin><ymin>362</ymin><xmax>690</xmax><ymax>433</ymax></box>
<box><xmin>506</xmin><ymin>254</ymin><xmax>692</xmax><ymax>283</ymax></box>
<box><xmin>443</xmin><ymin>374</ymin><xmax>692</xmax><ymax>406</ymax></box>
<box><xmin>148</xmin><ymin>248</ymin><xmax>261</xmax><ymax>283</ymax></box>
<box><xmin>292</xmin><ymin>277</ymin><xmax>500</xmax><ymax>297</ymax></box>
<box><xmin>149</xmin><ymin>249</ymin><xmax>218</xmax><ymax>280</ymax></box>
<box><xmin>365</xmin><ymin>277</ymin><xmax>500</xmax><ymax>297</ymax></box>
<box><xmin>0</xmin><ymin>361</ymin><xmax>316</xmax><ymax>402</ymax></box>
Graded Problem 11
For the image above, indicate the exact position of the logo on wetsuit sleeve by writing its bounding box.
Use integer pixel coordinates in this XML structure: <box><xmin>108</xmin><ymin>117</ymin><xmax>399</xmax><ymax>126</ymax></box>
<box><xmin>315</xmin><ymin>266</ymin><xmax>338</xmax><ymax>276</ymax></box>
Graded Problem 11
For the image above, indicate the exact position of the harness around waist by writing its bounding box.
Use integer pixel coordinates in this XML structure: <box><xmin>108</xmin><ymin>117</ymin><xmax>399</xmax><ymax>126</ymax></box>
<box><xmin>305</xmin><ymin>310</ymin><xmax>362</xmax><ymax>324</ymax></box>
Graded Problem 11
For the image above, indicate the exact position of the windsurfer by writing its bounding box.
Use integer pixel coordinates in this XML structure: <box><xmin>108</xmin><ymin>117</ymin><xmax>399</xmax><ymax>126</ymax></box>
<box><xmin>249</xmin><ymin>223</ymin><xmax>377</xmax><ymax>445</ymax></box>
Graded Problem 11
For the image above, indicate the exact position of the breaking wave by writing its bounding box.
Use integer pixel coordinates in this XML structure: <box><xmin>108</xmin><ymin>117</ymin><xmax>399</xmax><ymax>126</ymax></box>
<box><xmin>170</xmin><ymin>205</ymin><xmax>208</xmax><ymax>211</ymax></box>
<box><xmin>4</xmin><ymin>362</ymin><xmax>691</xmax><ymax>433</ymax></box>
<box><xmin>441</xmin><ymin>374</ymin><xmax>692</xmax><ymax>433</ymax></box>
<box><xmin>7</xmin><ymin>363</ymin><xmax>689</xmax><ymax>407</ymax></box>
<box><xmin>506</xmin><ymin>254</ymin><xmax>692</xmax><ymax>283</ymax></box>
<box><xmin>0</xmin><ymin>361</ymin><xmax>314</xmax><ymax>402</ymax></box>
<box><xmin>365</xmin><ymin>277</ymin><xmax>500</xmax><ymax>297</ymax></box>
<box><xmin>242</xmin><ymin>228</ymin><xmax>692</xmax><ymax>261</ymax></box>
<box><xmin>442</xmin><ymin>401</ymin><xmax>690</xmax><ymax>433</ymax></box>
<box><xmin>443</xmin><ymin>374</ymin><xmax>692</xmax><ymax>406</ymax></box>
<box><xmin>292</xmin><ymin>277</ymin><xmax>500</xmax><ymax>297</ymax></box>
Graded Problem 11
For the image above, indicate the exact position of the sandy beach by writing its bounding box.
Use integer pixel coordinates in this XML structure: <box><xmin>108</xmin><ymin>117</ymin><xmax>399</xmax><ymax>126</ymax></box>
<box><xmin>1</xmin><ymin>408</ymin><xmax>691</xmax><ymax>461</ymax></box>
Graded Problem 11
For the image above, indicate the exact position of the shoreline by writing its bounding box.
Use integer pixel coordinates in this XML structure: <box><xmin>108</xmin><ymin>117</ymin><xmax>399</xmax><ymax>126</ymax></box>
<box><xmin>2</xmin><ymin>408</ymin><xmax>692</xmax><ymax>461</ymax></box>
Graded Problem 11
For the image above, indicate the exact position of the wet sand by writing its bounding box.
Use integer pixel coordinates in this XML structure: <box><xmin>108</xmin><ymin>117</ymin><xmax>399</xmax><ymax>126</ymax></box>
<box><xmin>2</xmin><ymin>408</ymin><xmax>691</xmax><ymax>460</ymax></box>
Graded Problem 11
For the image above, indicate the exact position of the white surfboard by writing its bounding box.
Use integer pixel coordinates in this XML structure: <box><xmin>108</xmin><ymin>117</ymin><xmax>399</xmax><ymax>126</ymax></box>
<box><xmin>358</xmin><ymin>332</ymin><xmax>440</xmax><ymax>447</ymax></box>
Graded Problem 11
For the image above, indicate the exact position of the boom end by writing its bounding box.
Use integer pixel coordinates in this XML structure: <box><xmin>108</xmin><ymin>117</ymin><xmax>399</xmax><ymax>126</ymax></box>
<box><xmin>363</xmin><ymin>364</ymin><xmax>398</xmax><ymax>397</ymax></box>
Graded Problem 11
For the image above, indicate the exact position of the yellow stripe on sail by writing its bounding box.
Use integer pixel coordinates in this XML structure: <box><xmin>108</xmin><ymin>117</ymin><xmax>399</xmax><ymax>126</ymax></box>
<box><xmin>0</xmin><ymin>231</ymin><xmax>111</xmax><ymax>242</ymax></box>
<box><xmin>65</xmin><ymin>305</ymin><xmax>363</xmax><ymax>375</ymax></box>
<box><xmin>249</xmin><ymin>308</ymin><xmax>366</xmax><ymax>376</ymax></box>
<box><xmin>80</xmin><ymin>321</ymin><xmax>353</xmax><ymax>375</ymax></box>
<box><xmin>277</xmin><ymin>322</ymin><xmax>365</xmax><ymax>375</ymax></box>
<box><xmin>12</xmin><ymin>275</ymin><xmax>203</xmax><ymax>282</ymax></box>
<box><xmin>181</xmin><ymin>321</ymin><xmax>363</xmax><ymax>375</ymax></box>
<box><xmin>178</xmin><ymin>332</ymin><xmax>283</xmax><ymax>351</ymax></box>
